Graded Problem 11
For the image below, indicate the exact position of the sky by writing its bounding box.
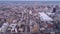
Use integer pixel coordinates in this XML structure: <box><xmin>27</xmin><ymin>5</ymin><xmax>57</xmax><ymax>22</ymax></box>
<box><xmin>0</xmin><ymin>0</ymin><xmax>60</xmax><ymax>1</ymax></box>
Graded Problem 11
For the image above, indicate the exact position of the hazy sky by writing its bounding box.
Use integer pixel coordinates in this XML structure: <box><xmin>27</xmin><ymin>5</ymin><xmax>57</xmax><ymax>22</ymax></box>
<box><xmin>0</xmin><ymin>0</ymin><xmax>60</xmax><ymax>1</ymax></box>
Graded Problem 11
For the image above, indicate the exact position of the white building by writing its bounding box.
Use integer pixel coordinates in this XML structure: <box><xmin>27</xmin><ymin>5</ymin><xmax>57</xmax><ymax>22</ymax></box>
<box><xmin>0</xmin><ymin>22</ymin><xmax>9</xmax><ymax>32</ymax></box>
<box><xmin>39</xmin><ymin>12</ymin><xmax>53</xmax><ymax>22</ymax></box>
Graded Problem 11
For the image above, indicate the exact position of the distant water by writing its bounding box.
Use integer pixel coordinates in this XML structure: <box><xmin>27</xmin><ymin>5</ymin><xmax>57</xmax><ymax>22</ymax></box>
<box><xmin>0</xmin><ymin>1</ymin><xmax>60</xmax><ymax>5</ymax></box>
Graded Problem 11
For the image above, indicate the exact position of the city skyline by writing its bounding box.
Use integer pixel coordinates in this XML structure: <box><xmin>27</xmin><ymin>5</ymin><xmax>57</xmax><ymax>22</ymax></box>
<box><xmin>0</xmin><ymin>0</ymin><xmax>60</xmax><ymax>1</ymax></box>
